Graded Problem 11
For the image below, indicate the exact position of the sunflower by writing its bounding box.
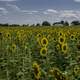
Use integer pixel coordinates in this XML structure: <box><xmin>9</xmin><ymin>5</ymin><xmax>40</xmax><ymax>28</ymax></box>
<box><xmin>74</xmin><ymin>65</ymin><xmax>80</xmax><ymax>76</ymax></box>
<box><xmin>0</xmin><ymin>32</ymin><xmax>3</xmax><ymax>40</ymax></box>
<box><xmin>36</xmin><ymin>33</ymin><xmax>42</xmax><ymax>46</ymax></box>
<box><xmin>36</xmin><ymin>33</ymin><xmax>42</xmax><ymax>38</ymax></box>
<box><xmin>61</xmin><ymin>43</ymin><xmax>68</xmax><ymax>54</ymax></box>
<box><xmin>11</xmin><ymin>43</ymin><xmax>16</xmax><ymax>52</ymax></box>
<box><xmin>58</xmin><ymin>31</ymin><xmax>64</xmax><ymax>36</ymax></box>
<box><xmin>34</xmin><ymin>71</ymin><xmax>41</xmax><ymax>80</ymax></box>
<box><xmin>0</xmin><ymin>32</ymin><xmax>2</xmax><ymax>36</ymax></box>
<box><xmin>41</xmin><ymin>37</ymin><xmax>48</xmax><ymax>47</ymax></box>
<box><xmin>50</xmin><ymin>68</ymin><xmax>67</xmax><ymax>80</ymax></box>
<box><xmin>32</xmin><ymin>62</ymin><xmax>41</xmax><ymax>80</ymax></box>
<box><xmin>59</xmin><ymin>35</ymin><xmax>66</xmax><ymax>43</ymax></box>
<box><xmin>76</xmin><ymin>43</ymin><xmax>80</xmax><ymax>51</ymax></box>
<box><xmin>16</xmin><ymin>30</ymin><xmax>24</xmax><ymax>41</ymax></box>
<box><xmin>40</xmin><ymin>47</ymin><xmax>47</xmax><ymax>57</ymax></box>
<box><xmin>70</xmin><ymin>33</ymin><xmax>76</xmax><ymax>40</ymax></box>
<box><xmin>56</xmin><ymin>44</ymin><xmax>60</xmax><ymax>50</ymax></box>
<box><xmin>5</xmin><ymin>32</ymin><xmax>11</xmax><ymax>40</ymax></box>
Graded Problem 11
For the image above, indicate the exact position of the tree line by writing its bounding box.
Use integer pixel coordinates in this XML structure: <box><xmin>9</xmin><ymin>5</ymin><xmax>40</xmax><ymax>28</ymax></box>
<box><xmin>0</xmin><ymin>20</ymin><xmax>80</xmax><ymax>27</ymax></box>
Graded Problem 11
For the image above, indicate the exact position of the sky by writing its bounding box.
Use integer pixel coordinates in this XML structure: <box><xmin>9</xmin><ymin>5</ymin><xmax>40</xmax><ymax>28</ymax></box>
<box><xmin>0</xmin><ymin>0</ymin><xmax>80</xmax><ymax>24</ymax></box>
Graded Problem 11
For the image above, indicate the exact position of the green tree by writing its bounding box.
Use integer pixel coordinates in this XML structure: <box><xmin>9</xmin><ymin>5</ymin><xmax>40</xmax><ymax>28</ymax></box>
<box><xmin>64</xmin><ymin>21</ymin><xmax>69</xmax><ymax>26</ymax></box>
<box><xmin>42</xmin><ymin>21</ymin><xmax>51</xmax><ymax>26</ymax></box>
<box><xmin>36</xmin><ymin>23</ymin><xmax>41</xmax><ymax>26</ymax></box>
<box><xmin>71</xmin><ymin>20</ymin><xmax>80</xmax><ymax>25</ymax></box>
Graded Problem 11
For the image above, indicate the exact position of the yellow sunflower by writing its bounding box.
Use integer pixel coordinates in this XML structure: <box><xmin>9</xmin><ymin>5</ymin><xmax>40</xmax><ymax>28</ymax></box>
<box><xmin>41</xmin><ymin>37</ymin><xmax>48</xmax><ymax>47</ymax></box>
<box><xmin>49</xmin><ymin>68</ymin><xmax>68</xmax><ymax>80</ymax></box>
<box><xmin>32</xmin><ymin>62</ymin><xmax>41</xmax><ymax>80</ymax></box>
<box><xmin>58</xmin><ymin>36</ymin><xmax>65</xmax><ymax>44</ymax></box>
<box><xmin>16</xmin><ymin>31</ymin><xmax>21</xmax><ymax>40</ymax></box>
<box><xmin>61</xmin><ymin>43</ymin><xmax>68</xmax><ymax>54</ymax></box>
<box><xmin>36</xmin><ymin>33</ymin><xmax>42</xmax><ymax>38</ymax></box>
<box><xmin>36</xmin><ymin>33</ymin><xmax>42</xmax><ymax>46</ymax></box>
<box><xmin>47</xmin><ymin>34</ymin><xmax>52</xmax><ymax>41</ymax></box>
<box><xmin>58</xmin><ymin>31</ymin><xmax>64</xmax><ymax>36</ymax></box>
<box><xmin>74</xmin><ymin>65</ymin><xmax>80</xmax><ymax>76</ymax></box>
<box><xmin>5</xmin><ymin>32</ymin><xmax>11</xmax><ymax>40</ymax></box>
<box><xmin>11</xmin><ymin>43</ymin><xmax>16</xmax><ymax>52</ymax></box>
<box><xmin>40</xmin><ymin>47</ymin><xmax>47</xmax><ymax>57</ymax></box>
<box><xmin>70</xmin><ymin>33</ymin><xmax>76</xmax><ymax>40</ymax></box>
<box><xmin>34</xmin><ymin>71</ymin><xmax>41</xmax><ymax>80</ymax></box>
<box><xmin>0</xmin><ymin>32</ymin><xmax>3</xmax><ymax>39</ymax></box>
<box><xmin>56</xmin><ymin>44</ymin><xmax>61</xmax><ymax>51</ymax></box>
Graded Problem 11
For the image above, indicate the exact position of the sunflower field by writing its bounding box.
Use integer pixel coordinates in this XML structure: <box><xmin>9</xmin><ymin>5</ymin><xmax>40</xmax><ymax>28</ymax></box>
<box><xmin>0</xmin><ymin>26</ymin><xmax>80</xmax><ymax>80</ymax></box>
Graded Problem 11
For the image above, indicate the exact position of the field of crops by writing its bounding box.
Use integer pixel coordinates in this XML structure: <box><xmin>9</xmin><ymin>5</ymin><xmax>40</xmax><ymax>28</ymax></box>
<box><xmin>0</xmin><ymin>26</ymin><xmax>80</xmax><ymax>80</ymax></box>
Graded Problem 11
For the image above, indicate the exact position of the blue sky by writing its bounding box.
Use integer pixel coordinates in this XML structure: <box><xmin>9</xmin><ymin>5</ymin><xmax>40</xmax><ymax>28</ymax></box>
<box><xmin>0</xmin><ymin>0</ymin><xmax>80</xmax><ymax>24</ymax></box>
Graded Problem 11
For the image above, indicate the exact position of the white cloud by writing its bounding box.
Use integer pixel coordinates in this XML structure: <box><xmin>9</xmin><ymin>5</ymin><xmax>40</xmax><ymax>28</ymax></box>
<box><xmin>43</xmin><ymin>9</ymin><xmax>80</xmax><ymax>19</ymax></box>
<box><xmin>0</xmin><ymin>7</ymin><xmax>8</xmax><ymax>15</ymax></box>
<box><xmin>22</xmin><ymin>10</ymin><xmax>39</xmax><ymax>14</ymax></box>
<box><xmin>7</xmin><ymin>4</ymin><xmax>20</xmax><ymax>12</ymax></box>
<box><xmin>43</xmin><ymin>9</ymin><xmax>58</xmax><ymax>14</ymax></box>
<box><xmin>60</xmin><ymin>10</ymin><xmax>78</xmax><ymax>18</ymax></box>
<box><xmin>43</xmin><ymin>9</ymin><xmax>80</xmax><ymax>21</ymax></box>
<box><xmin>0</xmin><ymin>0</ymin><xmax>17</xmax><ymax>1</ymax></box>
<box><xmin>47</xmin><ymin>9</ymin><xmax>58</xmax><ymax>13</ymax></box>
<box><xmin>6</xmin><ymin>4</ymin><xmax>39</xmax><ymax>14</ymax></box>
<box><xmin>74</xmin><ymin>0</ymin><xmax>80</xmax><ymax>2</ymax></box>
<box><xmin>1</xmin><ymin>6</ymin><xmax>80</xmax><ymax>24</ymax></box>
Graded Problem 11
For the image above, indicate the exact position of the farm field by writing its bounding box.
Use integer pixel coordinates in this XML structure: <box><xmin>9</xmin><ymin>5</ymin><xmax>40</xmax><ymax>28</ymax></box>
<box><xmin>0</xmin><ymin>26</ymin><xmax>80</xmax><ymax>80</ymax></box>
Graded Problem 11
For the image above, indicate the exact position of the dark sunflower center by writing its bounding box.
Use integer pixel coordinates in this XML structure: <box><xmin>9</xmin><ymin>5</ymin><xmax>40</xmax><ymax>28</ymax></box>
<box><xmin>0</xmin><ymin>32</ymin><xmax>2</xmax><ymax>35</ymax></box>
<box><xmin>60</xmin><ymin>38</ymin><xmax>64</xmax><ymax>42</ymax></box>
<box><xmin>71</xmin><ymin>36</ymin><xmax>74</xmax><ymax>39</ymax></box>
<box><xmin>42</xmin><ymin>49</ymin><xmax>46</xmax><ymax>54</ymax></box>
<box><xmin>34</xmin><ymin>67</ymin><xmax>39</xmax><ymax>75</ymax></box>
<box><xmin>60</xmin><ymin>33</ymin><xmax>62</xmax><ymax>36</ymax></box>
<box><xmin>77</xmin><ymin>44</ymin><xmax>80</xmax><ymax>50</ymax></box>
<box><xmin>63</xmin><ymin>45</ymin><xmax>66</xmax><ymax>50</ymax></box>
<box><xmin>39</xmin><ymin>34</ymin><xmax>41</xmax><ymax>37</ymax></box>
<box><xmin>8</xmin><ymin>34</ymin><xmax>10</xmax><ymax>37</ymax></box>
<box><xmin>43</xmin><ymin>39</ymin><xmax>47</xmax><ymax>44</ymax></box>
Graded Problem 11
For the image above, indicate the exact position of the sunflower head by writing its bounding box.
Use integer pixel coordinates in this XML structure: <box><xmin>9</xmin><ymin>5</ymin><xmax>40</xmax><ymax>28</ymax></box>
<box><xmin>5</xmin><ymin>32</ymin><xmax>11</xmax><ymax>40</ymax></box>
<box><xmin>36</xmin><ymin>33</ymin><xmax>42</xmax><ymax>46</ymax></box>
<box><xmin>74</xmin><ymin>65</ymin><xmax>80</xmax><ymax>76</ymax></box>
<box><xmin>32</xmin><ymin>62</ymin><xmax>39</xmax><ymax>68</ymax></box>
<box><xmin>59</xmin><ymin>36</ymin><xmax>65</xmax><ymax>44</ymax></box>
<box><xmin>70</xmin><ymin>33</ymin><xmax>76</xmax><ymax>40</ymax></box>
<box><xmin>32</xmin><ymin>62</ymin><xmax>41</xmax><ymax>80</ymax></box>
<box><xmin>41</xmin><ymin>37</ymin><xmax>48</xmax><ymax>47</ymax></box>
<box><xmin>36</xmin><ymin>33</ymin><xmax>42</xmax><ymax>38</ymax></box>
<box><xmin>40</xmin><ymin>47</ymin><xmax>47</xmax><ymax>57</ymax></box>
<box><xmin>50</xmin><ymin>68</ymin><xmax>67</xmax><ymax>80</ymax></box>
<box><xmin>11</xmin><ymin>43</ymin><xmax>16</xmax><ymax>52</ymax></box>
<box><xmin>58</xmin><ymin>31</ymin><xmax>63</xmax><ymax>36</ymax></box>
<box><xmin>0</xmin><ymin>32</ymin><xmax>3</xmax><ymax>39</ymax></box>
<box><xmin>0</xmin><ymin>32</ymin><xmax>2</xmax><ymax>36</ymax></box>
<box><xmin>76</xmin><ymin>44</ymin><xmax>80</xmax><ymax>51</ymax></box>
<box><xmin>61</xmin><ymin>43</ymin><xmax>68</xmax><ymax>55</ymax></box>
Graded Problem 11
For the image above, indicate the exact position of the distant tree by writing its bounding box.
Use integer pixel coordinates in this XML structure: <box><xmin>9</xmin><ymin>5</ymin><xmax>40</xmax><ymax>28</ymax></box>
<box><xmin>0</xmin><ymin>23</ymin><xmax>9</xmax><ymax>27</ymax></box>
<box><xmin>71</xmin><ymin>20</ymin><xmax>80</xmax><ymax>25</ymax></box>
<box><xmin>30</xmin><ymin>24</ymin><xmax>35</xmax><ymax>27</ymax></box>
<box><xmin>0</xmin><ymin>23</ymin><xmax>2</xmax><ymax>26</ymax></box>
<box><xmin>42</xmin><ymin>21</ymin><xmax>51</xmax><ymax>26</ymax></box>
<box><xmin>60</xmin><ymin>20</ymin><xmax>64</xmax><ymax>25</ymax></box>
<box><xmin>10</xmin><ymin>24</ymin><xmax>20</xmax><ymax>27</ymax></box>
<box><xmin>64</xmin><ymin>21</ymin><xmax>69</xmax><ymax>26</ymax></box>
<box><xmin>53</xmin><ymin>21</ymin><xmax>63</xmax><ymax>26</ymax></box>
<box><xmin>36</xmin><ymin>23</ymin><xmax>41</xmax><ymax>26</ymax></box>
<box><xmin>22</xmin><ymin>24</ymin><xmax>29</xmax><ymax>27</ymax></box>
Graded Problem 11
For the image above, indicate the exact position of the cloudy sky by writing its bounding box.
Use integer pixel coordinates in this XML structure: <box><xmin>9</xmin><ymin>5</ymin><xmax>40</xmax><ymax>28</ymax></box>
<box><xmin>0</xmin><ymin>0</ymin><xmax>80</xmax><ymax>24</ymax></box>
